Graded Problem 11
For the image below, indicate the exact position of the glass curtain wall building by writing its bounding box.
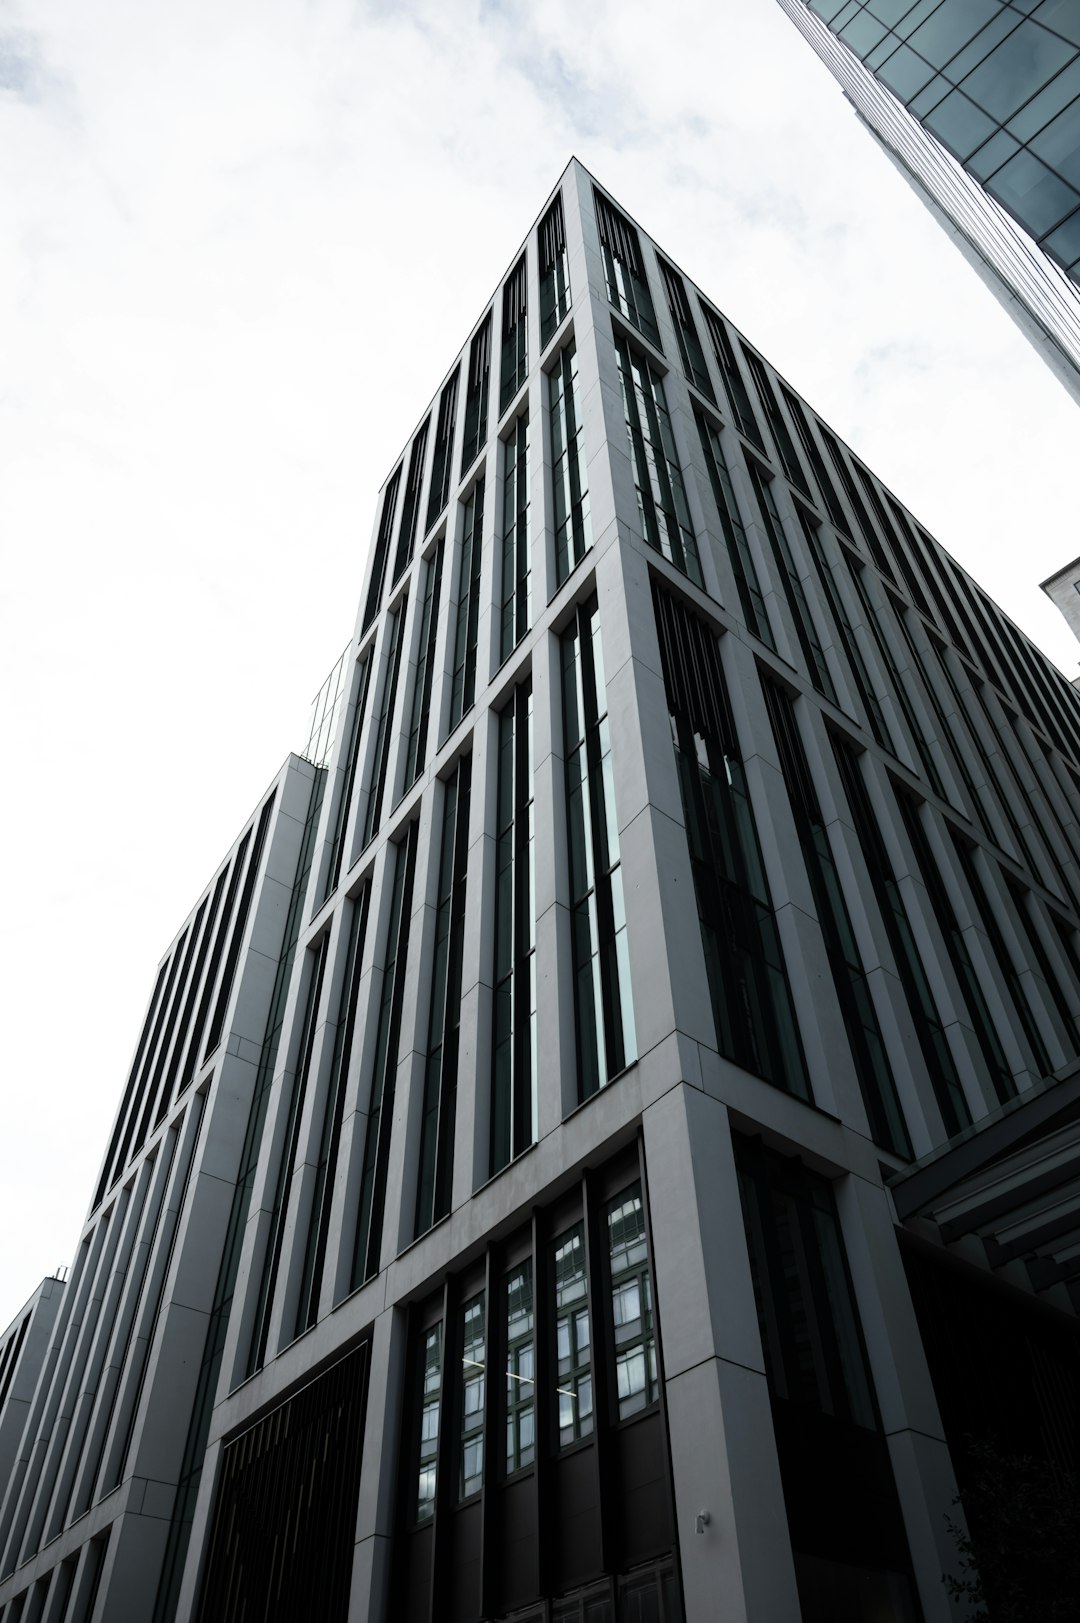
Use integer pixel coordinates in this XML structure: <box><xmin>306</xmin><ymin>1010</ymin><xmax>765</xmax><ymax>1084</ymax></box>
<box><xmin>777</xmin><ymin>0</ymin><xmax>1080</xmax><ymax>403</ymax></box>
<box><xmin>2</xmin><ymin>159</ymin><xmax>1080</xmax><ymax>1623</ymax></box>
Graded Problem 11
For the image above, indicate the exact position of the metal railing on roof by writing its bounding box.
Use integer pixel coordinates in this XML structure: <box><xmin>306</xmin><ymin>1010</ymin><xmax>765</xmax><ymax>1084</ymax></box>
<box><xmin>302</xmin><ymin>643</ymin><xmax>350</xmax><ymax>769</ymax></box>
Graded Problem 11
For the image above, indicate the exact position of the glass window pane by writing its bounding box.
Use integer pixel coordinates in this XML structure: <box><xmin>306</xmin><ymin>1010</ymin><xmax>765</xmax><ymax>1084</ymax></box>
<box><xmin>491</xmin><ymin>684</ymin><xmax>537</xmax><ymax>1173</ymax></box>
<box><xmin>1043</xmin><ymin>203</ymin><xmax>1080</xmax><ymax>266</ymax></box>
<box><xmin>1030</xmin><ymin>98</ymin><xmax>1080</xmax><ymax>188</ymax></box>
<box><xmin>905</xmin><ymin>0</ymin><xmax>1001</xmax><ymax>70</ymax></box>
<box><xmin>1006</xmin><ymin>55</ymin><xmax>1080</xmax><ymax>140</ymax></box>
<box><xmin>1031</xmin><ymin>0</ymin><xmax>1080</xmax><ymax>46</ymax></box>
<box><xmin>614</xmin><ymin>332</ymin><xmax>703</xmax><ymax>585</ymax></box>
<box><xmin>416</xmin><ymin>1323</ymin><xmax>442</xmax><ymax>1521</ymax></box>
<box><xmin>738</xmin><ymin>1140</ymin><xmax>880</xmax><ymax>1431</ymax></box>
<box><xmin>910</xmin><ymin>69</ymin><xmax>950</xmax><ymax>114</ymax></box>
<box><xmin>553</xmin><ymin>1221</ymin><xmax>593</xmax><ymax>1446</ymax></box>
<box><xmin>505</xmin><ymin>1262</ymin><xmax>535</xmax><ymax>1473</ymax></box>
<box><xmin>839</xmin><ymin>12</ymin><xmax>890</xmax><ymax>56</ymax></box>
<box><xmin>987</xmin><ymin>146</ymin><xmax>1080</xmax><ymax>234</ymax></box>
<box><xmin>459</xmin><ymin>1293</ymin><xmax>486</xmax><ymax>1499</ymax></box>
<box><xmin>961</xmin><ymin>20</ymin><xmax>1073</xmax><ymax>123</ymax></box>
<box><xmin>867</xmin><ymin>0</ymin><xmax>925</xmax><ymax>25</ymax></box>
<box><xmin>607</xmin><ymin>1185</ymin><xmax>656</xmax><ymax>1422</ymax></box>
<box><xmin>876</xmin><ymin>41</ymin><xmax>935</xmax><ymax>99</ymax></box>
<box><xmin>561</xmin><ymin>601</ymin><xmax>636</xmax><ymax>1101</ymax></box>
<box><xmin>967</xmin><ymin>127</ymin><xmax>1021</xmax><ymax>179</ymax></box>
<box><xmin>923</xmin><ymin>87</ymin><xmax>997</xmax><ymax>158</ymax></box>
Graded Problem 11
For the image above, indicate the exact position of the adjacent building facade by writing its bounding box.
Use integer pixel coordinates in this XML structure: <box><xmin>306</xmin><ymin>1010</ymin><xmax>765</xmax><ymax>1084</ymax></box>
<box><xmin>2</xmin><ymin>158</ymin><xmax>1080</xmax><ymax>1623</ymax></box>
<box><xmin>777</xmin><ymin>0</ymin><xmax>1080</xmax><ymax>404</ymax></box>
<box><xmin>1041</xmin><ymin>554</ymin><xmax>1080</xmax><ymax>667</ymax></box>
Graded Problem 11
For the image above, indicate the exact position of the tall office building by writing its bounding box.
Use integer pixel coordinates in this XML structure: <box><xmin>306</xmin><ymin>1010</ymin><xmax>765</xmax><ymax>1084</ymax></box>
<box><xmin>2</xmin><ymin>158</ymin><xmax>1080</xmax><ymax>1623</ymax></box>
<box><xmin>776</xmin><ymin>0</ymin><xmax>1080</xmax><ymax>404</ymax></box>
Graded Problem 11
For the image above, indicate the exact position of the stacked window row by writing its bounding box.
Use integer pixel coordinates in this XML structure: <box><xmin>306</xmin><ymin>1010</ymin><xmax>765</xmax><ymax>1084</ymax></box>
<box><xmin>0</xmin><ymin>1532</ymin><xmax>109</xmax><ymax>1623</ymax></box>
<box><xmin>661</xmin><ymin>330</ymin><xmax>1080</xmax><ymax>964</ymax></box>
<box><xmin>326</xmin><ymin>180</ymin><xmax>1080</xmax><ymax>1265</ymax></box>
<box><xmin>335</xmin><ymin>181</ymin><xmax>1079</xmax><ymax>1186</ymax></box>
<box><xmin>0</xmin><ymin>761</ymin><xmax>326</xmax><ymax>1617</ymax></box>
<box><xmin>0</xmin><ymin>1090</ymin><xmax>207</xmax><ymax>1587</ymax></box>
<box><xmin>238</xmin><ymin>587</ymin><xmax>637</xmax><ymax>1397</ymax></box>
<box><xmin>259</xmin><ymin>574</ymin><xmax>1080</xmax><ymax>1496</ymax></box>
<box><xmin>362</xmin><ymin>190</ymin><xmax>573</xmax><ymax>644</ymax></box>
<box><xmin>155</xmin><ymin>765</ymin><xmax>330</xmax><ymax>1622</ymax></box>
<box><xmin>591</xmin><ymin>179</ymin><xmax>1080</xmax><ymax>781</ymax></box>
<box><xmin>398</xmin><ymin>1153</ymin><xmax>676</xmax><ymax>1623</ymax></box>
<box><xmin>0</xmin><ymin>1314</ymin><xmax>30</xmax><ymax>1417</ymax></box>
<box><xmin>653</xmin><ymin>578</ymin><xmax>1080</xmax><ymax>1159</ymax></box>
<box><xmin>399</xmin><ymin>1132</ymin><xmax>923</xmax><ymax>1621</ymax></box>
<box><xmin>593</xmin><ymin>186</ymin><xmax>1080</xmax><ymax>1026</ymax></box>
<box><xmin>91</xmin><ymin>790</ymin><xmax>277</xmax><ymax>1210</ymax></box>
<box><xmin>412</xmin><ymin>1178</ymin><xmax>656</xmax><ymax>1527</ymax></box>
<box><xmin>326</xmin><ymin>338</ymin><xmax>593</xmax><ymax>936</ymax></box>
<box><xmin>358</xmin><ymin>183</ymin><xmax>1080</xmax><ymax>907</ymax></box>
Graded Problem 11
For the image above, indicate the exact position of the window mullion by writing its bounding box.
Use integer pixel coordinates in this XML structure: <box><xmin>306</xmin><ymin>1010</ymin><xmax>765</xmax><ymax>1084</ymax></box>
<box><xmin>579</xmin><ymin>613</ymin><xmax>622</xmax><ymax>1075</ymax></box>
<box><xmin>643</xmin><ymin>383</ymin><xmax>685</xmax><ymax>573</ymax></box>
<box><xmin>436</xmin><ymin>763</ymin><xmax>471</xmax><ymax>1219</ymax></box>
<box><xmin>582</xmin><ymin>1170</ymin><xmax>616</xmax><ymax>1573</ymax></box>
<box><xmin>512</xmin><ymin>686</ymin><xmax>534</xmax><ymax>1156</ymax></box>
<box><xmin>563</xmin><ymin>352</ymin><xmax>586</xmax><ymax>548</ymax></box>
<box><xmin>479</xmin><ymin>1248</ymin><xmax>498</xmax><ymax>1617</ymax></box>
<box><xmin>626</xmin><ymin>383</ymin><xmax>662</xmax><ymax>549</ymax></box>
<box><xmin>531</xmin><ymin>1209</ymin><xmax>554</xmax><ymax>1593</ymax></box>
<box><xmin>429</xmin><ymin>1281</ymin><xmax>455</xmax><ymax>1607</ymax></box>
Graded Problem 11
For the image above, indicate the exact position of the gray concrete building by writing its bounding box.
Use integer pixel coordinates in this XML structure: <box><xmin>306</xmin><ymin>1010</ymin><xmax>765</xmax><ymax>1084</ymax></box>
<box><xmin>0</xmin><ymin>1281</ymin><xmax>67</xmax><ymax>1527</ymax></box>
<box><xmin>2</xmin><ymin>158</ymin><xmax>1079</xmax><ymax>1623</ymax></box>
<box><xmin>1041</xmin><ymin>556</ymin><xmax>1080</xmax><ymax>682</ymax></box>
<box><xmin>777</xmin><ymin>0</ymin><xmax>1080</xmax><ymax>407</ymax></box>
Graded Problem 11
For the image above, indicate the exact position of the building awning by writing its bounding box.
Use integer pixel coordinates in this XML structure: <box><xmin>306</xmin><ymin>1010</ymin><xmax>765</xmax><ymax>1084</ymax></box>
<box><xmin>888</xmin><ymin>1060</ymin><xmax>1080</xmax><ymax>1313</ymax></box>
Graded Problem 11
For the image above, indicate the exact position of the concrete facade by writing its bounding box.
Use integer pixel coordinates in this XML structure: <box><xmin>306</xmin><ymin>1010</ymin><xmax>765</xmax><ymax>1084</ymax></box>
<box><xmin>2</xmin><ymin>160</ymin><xmax>1079</xmax><ymax>1623</ymax></box>
<box><xmin>0</xmin><ymin>1281</ymin><xmax>67</xmax><ymax>1529</ymax></box>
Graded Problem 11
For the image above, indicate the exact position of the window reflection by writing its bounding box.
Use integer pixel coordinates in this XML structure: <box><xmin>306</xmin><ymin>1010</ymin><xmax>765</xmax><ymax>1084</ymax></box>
<box><xmin>417</xmin><ymin>1324</ymin><xmax>442</xmax><ymax>1521</ymax></box>
<box><xmin>448</xmin><ymin>479</ymin><xmax>485</xmax><ymax>735</ymax></box>
<box><xmin>607</xmin><ymin>1185</ymin><xmax>657</xmax><ymax>1420</ymax></box>
<box><xmin>961</xmin><ymin>20</ymin><xmax>1072</xmax><ymax>127</ymax></box>
<box><xmin>500</xmin><ymin>414</ymin><xmax>530</xmax><ymax>662</ymax></box>
<box><xmin>539</xmin><ymin>192</ymin><xmax>570</xmax><ymax>348</ymax></box>
<box><xmin>426</xmin><ymin>369</ymin><xmax>460</xmax><ymax>534</ymax></box>
<box><xmin>562</xmin><ymin>601</ymin><xmax>636</xmax><ymax>1100</ymax></box>
<box><xmin>614</xmin><ymin>333</ymin><xmax>703</xmax><ymax>587</ymax></box>
<box><xmin>460</xmin><ymin>1294</ymin><xmax>486</xmax><ymax>1499</ymax></box>
<box><xmin>491</xmin><ymin>682</ymin><xmax>536</xmax><ymax>1172</ymax></box>
<box><xmin>550</xmin><ymin>339</ymin><xmax>592</xmax><ymax>586</ymax></box>
<box><xmin>594</xmin><ymin>189</ymin><xmax>660</xmax><ymax>348</ymax></box>
<box><xmin>500</xmin><ymin>254</ymin><xmax>528</xmax><ymax>415</ymax></box>
<box><xmin>505</xmin><ymin>1263</ymin><xmax>535</xmax><ymax>1473</ymax></box>
<box><xmin>554</xmin><ymin>1223</ymin><xmax>593</xmax><ymax>1446</ymax></box>
<box><xmin>653</xmin><ymin>583</ymin><xmax>811</xmax><ymax>1101</ymax></box>
<box><xmin>737</xmin><ymin>1141</ymin><xmax>878</xmax><ymax>1432</ymax></box>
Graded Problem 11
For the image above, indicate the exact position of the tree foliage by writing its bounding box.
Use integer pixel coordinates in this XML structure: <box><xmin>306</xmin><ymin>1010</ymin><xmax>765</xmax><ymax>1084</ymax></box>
<box><xmin>945</xmin><ymin>1439</ymin><xmax>1080</xmax><ymax>1622</ymax></box>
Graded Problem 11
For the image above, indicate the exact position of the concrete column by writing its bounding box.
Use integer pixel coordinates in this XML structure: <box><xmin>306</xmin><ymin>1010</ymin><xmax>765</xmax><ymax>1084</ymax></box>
<box><xmin>643</xmin><ymin>1084</ymin><xmax>802</xmax><ymax>1623</ymax></box>
<box><xmin>349</xmin><ymin>1306</ymin><xmax>407</xmax><ymax>1623</ymax></box>
<box><xmin>837</xmin><ymin>1174</ymin><xmax>965</xmax><ymax>1622</ymax></box>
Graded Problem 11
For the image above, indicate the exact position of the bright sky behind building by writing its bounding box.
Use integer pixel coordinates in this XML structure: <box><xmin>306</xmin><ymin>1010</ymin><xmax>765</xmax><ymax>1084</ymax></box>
<box><xmin>2</xmin><ymin>0</ymin><xmax>1078</xmax><ymax>1324</ymax></box>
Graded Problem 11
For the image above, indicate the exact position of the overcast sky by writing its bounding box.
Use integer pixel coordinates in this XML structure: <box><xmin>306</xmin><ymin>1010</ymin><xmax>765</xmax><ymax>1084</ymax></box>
<box><xmin>2</xmin><ymin>0</ymin><xmax>1078</xmax><ymax>1326</ymax></box>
